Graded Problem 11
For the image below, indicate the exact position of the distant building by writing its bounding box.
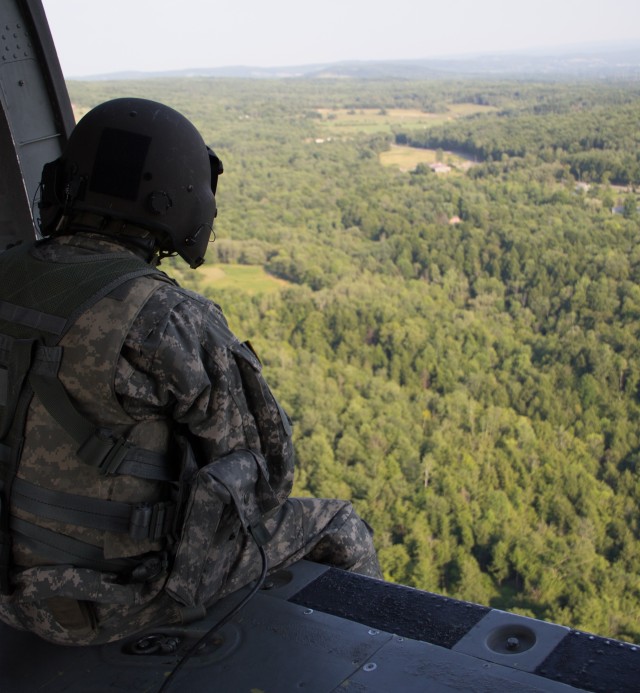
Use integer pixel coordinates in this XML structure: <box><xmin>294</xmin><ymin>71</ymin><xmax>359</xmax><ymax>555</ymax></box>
<box><xmin>430</xmin><ymin>162</ymin><xmax>451</xmax><ymax>174</ymax></box>
<box><xmin>448</xmin><ymin>216</ymin><xmax>462</xmax><ymax>225</ymax></box>
<box><xmin>612</xmin><ymin>204</ymin><xmax>640</xmax><ymax>216</ymax></box>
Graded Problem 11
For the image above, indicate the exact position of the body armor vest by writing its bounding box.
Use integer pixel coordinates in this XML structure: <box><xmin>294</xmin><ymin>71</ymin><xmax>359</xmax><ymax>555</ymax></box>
<box><xmin>0</xmin><ymin>242</ymin><xmax>177</xmax><ymax>593</ymax></box>
<box><xmin>0</xmin><ymin>241</ymin><xmax>290</xmax><ymax>645</ymax></box>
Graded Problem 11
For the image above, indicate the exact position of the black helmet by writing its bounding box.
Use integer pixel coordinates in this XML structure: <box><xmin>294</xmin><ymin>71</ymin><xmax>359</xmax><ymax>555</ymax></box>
<box><xmin>39</xmin><ymin>98</ymin><xmax>223</xmax><ymax>268</ymax></box>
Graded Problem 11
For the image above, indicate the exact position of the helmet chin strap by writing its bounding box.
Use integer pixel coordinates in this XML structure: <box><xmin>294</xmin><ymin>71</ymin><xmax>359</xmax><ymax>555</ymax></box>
<box><xmin>155</xmin><ymin>246</ymin><xmax>178</xmax><ymax>266</ymax></box>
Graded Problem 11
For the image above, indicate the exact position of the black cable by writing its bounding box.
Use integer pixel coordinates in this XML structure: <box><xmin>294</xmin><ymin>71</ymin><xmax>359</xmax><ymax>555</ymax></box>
<box><xmin>157</xmin><ymin>542</ymin><xmax>269</xmax><ymax>693</ymax></box>
<box><xmin>31</xmin><ymin>182</ymin><xmax>43</xmax><ymax>236</ymax></box>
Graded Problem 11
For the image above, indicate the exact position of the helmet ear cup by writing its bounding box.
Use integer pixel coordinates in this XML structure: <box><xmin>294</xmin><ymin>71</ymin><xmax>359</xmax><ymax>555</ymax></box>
<box><xmin>38</xmin><ymin>158</ymin><xmax>77</xmax><ymax>235</ymax></box>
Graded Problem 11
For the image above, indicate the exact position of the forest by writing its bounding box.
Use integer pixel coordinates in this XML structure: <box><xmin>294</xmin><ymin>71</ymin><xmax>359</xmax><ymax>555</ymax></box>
<box><xmin>66</xmin><ymin>76</ymin><xmax>640</xmax><ymax>643</ymax></box>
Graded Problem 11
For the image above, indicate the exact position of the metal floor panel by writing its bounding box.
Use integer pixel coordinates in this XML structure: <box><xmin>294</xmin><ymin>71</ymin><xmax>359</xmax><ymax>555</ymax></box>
<box><xmin>3</xmin><ymin>560</ymin><xmax>632</xmax><ymax>693</ymax></box>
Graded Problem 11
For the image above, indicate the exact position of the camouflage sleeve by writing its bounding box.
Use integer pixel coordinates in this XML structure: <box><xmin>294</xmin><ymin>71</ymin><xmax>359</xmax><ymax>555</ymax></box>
<box><xmin>114</xmin><ymin>284</ymin><xmax>264</xmax><ymax>462</ymax></box>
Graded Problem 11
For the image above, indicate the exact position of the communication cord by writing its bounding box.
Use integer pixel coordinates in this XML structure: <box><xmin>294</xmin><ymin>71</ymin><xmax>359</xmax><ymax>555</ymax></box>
<box><xmin>157</xmin><ymin>542</ymin><xmax>269</xmax><ymax>692</ymax></box>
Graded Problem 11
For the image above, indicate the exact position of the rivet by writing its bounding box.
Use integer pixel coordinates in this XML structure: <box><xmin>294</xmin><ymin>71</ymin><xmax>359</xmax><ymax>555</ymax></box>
<box><xmin>368</xmin><ymin>629</ymin><xmax>379</xmax><ymax>636</ymax></box>
<box><xmin>363</xmin><ymin>663</ymin><xmax>377</xmax><ymax>672</ymax></box>
<box><xmin>303</xmin><ymin>608</ymin><xmax>313</xmax><ymax>615</ymax></box>
<box><xmin>506</xmin><ymin>637</ymin><xmax>520</xmax><ymax>651</ymax></box>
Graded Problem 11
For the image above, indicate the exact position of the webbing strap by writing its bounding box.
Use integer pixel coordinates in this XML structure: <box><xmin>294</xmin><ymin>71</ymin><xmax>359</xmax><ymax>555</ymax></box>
<box><xmin>0</xmin><ymin>299</ymin><xmax>66</xmax><ymax>336</ymax></box>
<box><xmin>28</xmin><ymin>367</ymin><xmax>173</xmax><ymax>482</ymax></box>
<box><xmin>11</xmin><ymin>477</ymin><xmax>175</xmax><ymax>540</ymax></box>
<box><xmin>0</xmin><ymin>336</ymin><xmax>36</xmax><ymax>440</ymax></box>
<box><xmin>10</xmin><ymin>517</ymin><xmax>138</xmax><ymax>573</ymax></box>
<box><xmin>0</xmin><ymin>365</ymin><xmax>7</xmax><ymax>405</ymax></box>
<box><xmin>0</xmin><ymin>443</ymin><xmax>10</xmax><ymax>463</ymax></box>
<box><xmin>113</xmin><ymin>448</ymin><xmax>176</xmax><ymax>481</ymax></box>
<box><xmin>0</xmin><ymin>478</ymin><xmax>10</xmax><ymax>593</ymax></box>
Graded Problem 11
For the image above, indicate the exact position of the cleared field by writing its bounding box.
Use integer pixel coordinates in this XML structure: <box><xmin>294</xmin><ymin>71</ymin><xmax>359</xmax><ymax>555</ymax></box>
<box><xmin>316</xmin><ymin>104</ymin><xmax>496</xmax><ymax>135</ymax></box>
<box><xmin>380</xmin><ymin>144</ymin><xmax>476</xmax><ymax>172</ymax></box>
<box><xmin>197</xmin><ymin>263</ymin><xmax>290</xmax><ymax>295</ymax></box>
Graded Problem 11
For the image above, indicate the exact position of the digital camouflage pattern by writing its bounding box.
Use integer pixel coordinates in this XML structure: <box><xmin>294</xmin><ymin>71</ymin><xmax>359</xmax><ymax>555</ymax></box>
<box><xmin>0</xmin><ymin>233</ymin><xmax>381</xmax><ymax>645</ymax></box>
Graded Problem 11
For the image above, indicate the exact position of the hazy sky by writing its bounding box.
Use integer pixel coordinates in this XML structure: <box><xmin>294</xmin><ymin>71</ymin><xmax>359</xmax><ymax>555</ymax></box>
<box><xmin>43</xmin><ymin>0</ymin><xmax>640</xmax><ymax>78</ymax></box>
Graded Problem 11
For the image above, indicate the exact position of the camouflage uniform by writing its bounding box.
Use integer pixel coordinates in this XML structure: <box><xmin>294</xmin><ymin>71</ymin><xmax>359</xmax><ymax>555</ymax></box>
<box><xmin>0</xmin><ymin>233</ymin><xmax>380</xmax><ymax>645</ymax></box>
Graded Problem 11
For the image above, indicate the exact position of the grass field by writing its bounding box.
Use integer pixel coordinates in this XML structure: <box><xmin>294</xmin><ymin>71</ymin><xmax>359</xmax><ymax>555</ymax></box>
<box><xmin>380</xmin><ymin>144</ymin><xmax>476</xmax><ymax>173</ymax></box>
<box><xmin>196</xmin><ymin>263</ymin><xmax>290</xmax><ymax>295</ymax></box>
<box><xmin>316</xmin><ymin>104</ymin><xmax>496</xmax><ymax>136</ymax></box>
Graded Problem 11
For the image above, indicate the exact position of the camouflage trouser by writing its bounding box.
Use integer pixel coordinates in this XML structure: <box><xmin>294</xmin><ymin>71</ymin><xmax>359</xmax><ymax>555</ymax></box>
<box><xmin>216</xmin><ymin>496</ymin><xmax>382</xmax><ymax>601</ymax></box>
<box><xmin>0</xmin><ymin>497</ymin><xmax>380</xmax><ymax>646</ymax></box>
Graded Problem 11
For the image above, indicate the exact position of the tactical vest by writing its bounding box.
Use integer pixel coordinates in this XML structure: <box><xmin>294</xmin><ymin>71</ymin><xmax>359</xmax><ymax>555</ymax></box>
<box><xmin>0</xmin><ymin>242</ymin><xmax>181</xmax><ymax>612</ymax></box>
<box><xmin>0</xmin><ymin>241</ymin><xmax>292</xmax><ymax>645</ymax></box>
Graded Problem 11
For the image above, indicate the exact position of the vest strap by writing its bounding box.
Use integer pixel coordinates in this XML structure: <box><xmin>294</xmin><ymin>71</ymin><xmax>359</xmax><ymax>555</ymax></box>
<box><xmin>0</xmin><ymin>480</ymin><xmax>10</xmax><ymax>594</ymax></box>
<box><xmin>28</xmin><ymin>363</ymin><xmax>173</xmax><ymax>482</ymax></box>
<box><xmin>10</xmin><ymin>517</ymin><xmax>139</xmax><ymax>573</ymax></box>
<box><xmin>0</xmin><ymin>299</ymin><xmax>66</xmax><ymax>336</ymax></box>
<box><xmin>11</xmin><ymin>477</ymin><xmax>175</xmax><ymax>541</ymax></box>
<box><xmin>0</xmin><ymin>335</ymin><xmax>37</xmax><ymax>439</ymax></box>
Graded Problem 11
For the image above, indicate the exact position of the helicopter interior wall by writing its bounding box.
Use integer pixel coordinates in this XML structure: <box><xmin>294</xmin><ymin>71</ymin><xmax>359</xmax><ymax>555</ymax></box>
<box><xmin>0</xmin><ymin>0</ymin><xmax>75</xmax><ymax>252</ymax></box>
<box><xmin>0</xmin><ymin>102</ymin><xmax>34</xmax><ymax>250</ymax></box>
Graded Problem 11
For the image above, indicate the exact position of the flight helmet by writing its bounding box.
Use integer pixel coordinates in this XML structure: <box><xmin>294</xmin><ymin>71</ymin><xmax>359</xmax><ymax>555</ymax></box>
<box><xmin>39</xmin><ymin>97</ymin><xmax>223</xmax><ymax>268</ymax></box>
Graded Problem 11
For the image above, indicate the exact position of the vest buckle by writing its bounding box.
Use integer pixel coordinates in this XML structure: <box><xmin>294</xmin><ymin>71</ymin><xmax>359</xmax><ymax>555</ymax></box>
<box><xmin>130</xmin><ymin>502</ymin><xmax>175</xmax><ymax>541</ymax></box>
<box><xmin>77</xmin><ymin>428</ymin><xmax>133</xmax><ymax>475</ymax></box>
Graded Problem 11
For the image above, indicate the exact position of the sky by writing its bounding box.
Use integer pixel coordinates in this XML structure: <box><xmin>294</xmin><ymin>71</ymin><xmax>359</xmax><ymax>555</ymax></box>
<box><xmin>42</xmin><ymin>0</ymin><xmax>640</xmax><ymax>78</ymax></box>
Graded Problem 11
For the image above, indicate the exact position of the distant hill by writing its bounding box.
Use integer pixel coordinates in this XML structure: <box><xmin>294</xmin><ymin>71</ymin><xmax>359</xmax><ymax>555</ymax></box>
<box><xmin>73</xmin><ymin>41</ymin><xmax>640</xmax><ymax>81</ymax></box>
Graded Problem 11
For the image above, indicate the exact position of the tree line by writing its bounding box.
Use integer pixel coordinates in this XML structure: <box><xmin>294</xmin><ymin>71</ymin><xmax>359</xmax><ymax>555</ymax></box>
<box><xmin>67</xmin><ymin>77</ymin><xmax>640</xmax><ymax>643</ymax></box>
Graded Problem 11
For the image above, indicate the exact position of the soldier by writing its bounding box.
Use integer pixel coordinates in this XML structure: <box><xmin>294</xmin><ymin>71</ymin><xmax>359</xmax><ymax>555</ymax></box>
<box><xmin>0</xmin><ymin>98</ymin><xmax>381</xmax><ymax>645</ymax></box>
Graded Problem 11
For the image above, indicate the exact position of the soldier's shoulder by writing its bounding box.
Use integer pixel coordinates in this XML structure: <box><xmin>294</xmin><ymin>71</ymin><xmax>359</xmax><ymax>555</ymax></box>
<box><xmin>142</xmin><ymin>276</ymin><xmax>212</xmax><ymax>310</ymax></box>
<box><xmin>133</xmin><ymin>275</ymin><xmax>226</xmax><ymax>329</ymax></box>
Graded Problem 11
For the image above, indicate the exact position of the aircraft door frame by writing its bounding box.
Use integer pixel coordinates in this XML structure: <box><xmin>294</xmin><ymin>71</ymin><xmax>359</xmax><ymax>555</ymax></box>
<box><xmin>0</xmin><ymin>0</ymin><xmax>74</xmax><ymax>251</ymax></box>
